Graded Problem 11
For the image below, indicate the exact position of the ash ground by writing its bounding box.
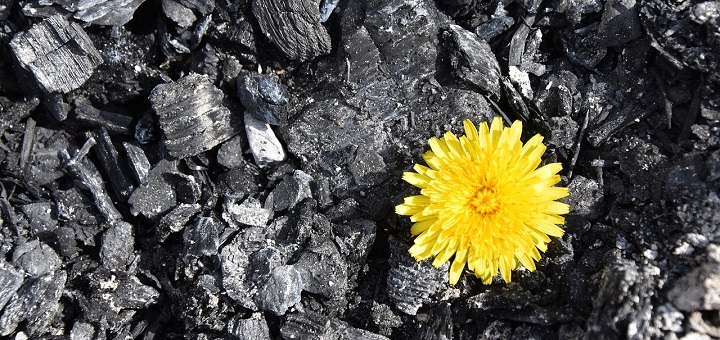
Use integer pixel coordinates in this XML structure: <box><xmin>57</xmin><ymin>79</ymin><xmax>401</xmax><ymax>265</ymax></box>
<box><xmin>0</xmin><ymin>0</ymin><xmax>719</xmax><ymax>339</ymax></box>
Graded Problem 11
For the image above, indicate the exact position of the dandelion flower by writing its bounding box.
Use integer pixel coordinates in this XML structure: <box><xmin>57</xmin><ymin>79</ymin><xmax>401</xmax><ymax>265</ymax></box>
<box><xmin>395</xmin><ymin>117</ymin><xmax>569</xmax><ymax>285</ymax></box>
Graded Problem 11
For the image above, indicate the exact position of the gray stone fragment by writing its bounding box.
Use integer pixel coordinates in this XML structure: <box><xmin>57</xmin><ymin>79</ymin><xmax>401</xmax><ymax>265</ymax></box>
<box><xmin>295</xmin><ymin>237</ymin><xmax>347</xmax><ymax>298</ymax></box>
<box><xmin>245</xmin><ymin>112</ymin><xmax>286</xmax><ymax>167</ymax></box>
<box><xmin>12</xmin><ymin>241</ymin><xmax>61</xmax><ymax>278</ymax></box>
<box><xmin>150</xmin><ymin>74</ymin><xmax>241</xmax><ymax>159</ymax></box>
<box><xmin>227</xmin><ymin>313</ymin><xmax>271</xmax><ymax>340</ymax></box>
<box><xmin>100</xmin><ymin>221</ymin><xmax>134</xmax><ymax>271</ymax></box>
<box><xmin>386</xmin><ymin>237</ymin><xmax>446</xmax><ymax>315</ymax></box>
<box><xmin>9</xmin><ymin>15</ymin><xmax>102</xmax><ymax>93</ymax></box>
<box><xmin>252</xmin><ymin>0</ymin><xmax>331</xmax><ymax>61</ymax></box>
<box><xmin>0</xmin><ymin>263</ymin><xmax>23</xmax><ymax>312</ymax></box>
<box><xmin>446</xmin><ymin>24</ymin><xmax>502</xmax><ymax>100</ymax></box>
<box><xmin>256</xmin><ymin>265</ymin><xmax>302</xmax><ymax>315</ymax></box>
<box><xmin>184</xmin><ymin>217</ymin><xmax>220</xmax><ymax>257</ymax></box>
<box><xmin>237</xmin><ymin>71</ymin><xmax>289</xmax><ymax>125</ymax></box>
<box><xmin>0</xmin><ymin>270</ymin><xmax>67</xmax><ymax>337</ymax></box>
<box><xmin>669</xmin><ymin>263</ymin><xmax>720</xmax><ymax>311</ymax></box>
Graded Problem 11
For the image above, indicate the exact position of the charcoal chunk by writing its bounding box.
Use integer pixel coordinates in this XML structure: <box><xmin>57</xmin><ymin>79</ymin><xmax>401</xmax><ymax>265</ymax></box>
<box><xmin>227</xmin><ymin>313</ymin><xmax>271</xmax><ymax>340</ymax></box>
<box><xmin>294</xmin><ymin>237</ymin><xmax>347</xmax><ymax>298</ymax></box>
<box><xmin>668</xmin><ymin>262</ymin><xmax>720</xmax><ymax>311</ymax></box>
<box><xmin>0</xmin><ymin>270</ymin><xmax>67</xmax><ymax>337</ymax></box>
<box><xmin>184</xmin><ymin>217</ymin><xmax>220</xmax><ymax>257</ymax></box>
<box><xmin>162</xmin><ymin>0</ymin><xmax>197</xmax><ymax>28</ymax></box>
<box><xmin>69</xmin><ymin>321</ymin><xmax>96</xmax><ymax>340</ymax></box>
<box><xmin>349</xmin><ymin>146</ymin><xmax>386</xmax><ymax>188</ymax></box>
<box><xmin>90</xmin><ymin>128</ymin><xmax>134</xmax><ymax>200</ymax></box>
<box><xmin>9</xmin><ymin>15</ymin><xmax>102</xmax><ymax>93</ymax></box>
<box><xmin>566</xmin><ymin>176</ymin><xmax>604</xmax><ymax>220</ymax></box>
<box><xmin>20</xmin><ymin>202</ymin><xmax>58</xmax><ymax>236</ymax></box>
<box><xmin>73</xmin><ymin>97</ymin><xmax>134</xmax><ymax>135</ymax></box>
<box><xmin>112</xmin><ymin>275</ymin><xmax>160</xmax><ymax>309</ymax></box>
<box><xmin>333</xmin><ymin>218</ymin><xmax>376</xmax><ymax>273</ymax></box>
<box><xmin>158</xmin><ymin>203</ymin><xmax>202</xmax><ymax>240</ymax></box>
<box><xmin>446</xmin><ymin>24</ymin><xmax>502</xmax><ymax>100</ymax></box>
<box><xmin>597</xmin><ymin>0</ymin><xmax>643</xmax><ymax>46</ymax></box>
<box><xmin>100</xmin><ymin>221</ymin><xmax>134</xmax><ymax>271</ymax></box>
<box><xmin>237</xmin><ymin>71</ymin><xmax>289</xmax><ymax>125</ymax></box>
<box><xmin>128</xmin><ymin>159</ymin><xmax>178</xmax><ymax>219</ymax></box>
<box><xmin>149</xmin><ymin>74</ymin><xmax>241</xmax><ymax>159</ymax></box>
<box><xmin>25</xmin><ymin>127</ymin><xmax>68</xmax><ymax>186</ymax></box>
<box><xmin>271</xmin><ymin>170</ymin><xmax>312</xmax><ymax>212</ymax></box>
<box><xmin>22</xmin><ymin>0</ymin><xmax>146</xmax><ymax>26</ymax></box>
<box><xmin>0</xmin><ymin>264</ymin><xmax>22</xmax><ymax>312</ymax></box>
<box><xmin>122</xmin><ymin>142</ymin><xmax>151</xmax><ymax>185</ymax></box>
<box><xmin>328</xmin><ymin>318</ymin><xmax>390</xmax><ymax>340</ymax></box>
<box><xmin>12</xmin><ymin>240</ymin><xmax>61</xmax><ymax>277</ymax></box>
<box><xmin>252</xmin><ymin>0</ymin><xmax>331</xmax><ymax>61</ymax></box>
<box><xmin>386</xmin><ymin>237</ymin><xmax>447</xmax><ymax>315</ymax></box>
<box><xmin>256</xmin><ymin>265</ymin><xmax>303</xmax><ymax>315</ymax></box>
<box><xmin>217</xmin><ymin>134</ymin><xmax>248</xmax><ymax>170</ymax></box>
<box><xmin>220</xmin><ymin>227</ymin><xmax>269</xmax><ymax>309</ymax></box>
<box><xmin>280</xmin><ymin>310</ymin><xmax>330</xmax><ymax>339</ymax></box>
<box><xmin>222</xmin><ymin>196</ymin><xmax>273</xmax><ymax>227</ymax></box>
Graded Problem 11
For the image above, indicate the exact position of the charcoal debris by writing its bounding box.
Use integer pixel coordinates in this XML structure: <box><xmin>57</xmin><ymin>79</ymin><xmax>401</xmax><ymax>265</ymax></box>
<box><xmin>446</xmin><ymin>24</ymin><xmax>502</xmax><ymax>100</ymax></box>
<box><xmin>11</xmin><ymin>240</ymin><xmax>61</xmax><ymax>277</ymax></box>
<box><xmin>0</xmin><ymin>0</ymin><xmax>717</xmax><ymax>337</ymax></box>
<box><xmin>9</xmin><ymin>15</ymin><xmax>102</xmax><ymax>94</ymax></box>
<box><xmin>252</xmin><ymin>0</ymin><xmax>331</xmax><ymax>61</ymax></box>
<box><xmin>149</xmin><ymin>74</ymin><xmax>241</xmax><ymax>159</ymax></box>
<box><xmin>237</xmin><ymin>71</ymin><xmax>289</xmax><ymax>125</ymax></box>
<box><xmin>386</xmin><ymin>237</ymin><xmax>447</xmax><ymax>315</ymax></box>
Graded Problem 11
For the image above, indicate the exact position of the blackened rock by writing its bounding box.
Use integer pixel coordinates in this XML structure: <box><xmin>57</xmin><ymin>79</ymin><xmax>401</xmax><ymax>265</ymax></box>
<box><xmin>245</xmin><ymin>112</ymin><xmax>286</xmax><ymax>167</ymax></box>
<box><xmin>149</xmin><ymin>74</ymin><xmax>241</xmax><ymax>159</ymax></box>
<box><xmin>256</xmin><ymin>265</ymin><xmax>303</xmax><ymax>315</ymax></box>
<box><xmin>446</xmin><ymin>24</ymin><xmax>502</xmax><ymax>100</ymax></box>
<box><xmin>237</xmin><ymin>71</ymin><xmax>289</xmax><ymax>125</ymax></box>
<box><xmin>272</xmin><ymin>170</ymin><xmax>313</xmax><ymax>212</ymax></box>
<box><xmin>0</xmin><ymin>264</ymin><xmax>23</xmax><ymax>311</ymax></box>
<box><xmin>227</xmin><ymin>313</ymin><xmax>271</xmax><ymax>340</ymax></box>
<box><xmin>295</xmin><ymin>237</ymin><xmax>347</xmax><ymax>298</ymax></box>
<box><xmin>252</xmin><ymin>0</ymin><xmax>331</xmax><ymax>61</ymax></box>
<box><xmin>20</xmin><ymin>202</ymin><xmax>58</xmax><ymax>236</ymax></box>
<box><xmin>0</xmin><ymin>270</ymin><xmax>67</xmax><ymax>337</ymax></box>
<box><xmin>100</xmin><ymin>221</ymin><xmax>134</xmax><ymax>271</ymax></box>
<box><xmin>184</xmin><ymin>217</ymin><xmax>220</xmax><ymax>257</ymax></box>
<box><xmin>217</xmin><ymin>134</ymin><xmax>248</xmax><ymax>170</ymax></box>
<box><xmin>128</xmin><ymin>159</ymin><xmax>178</xmax><ymax>220</ymax></box>
<box><xmin>11</xmin><ymin>240</ymin><xmax>61</xmax><ymax>277</ymax></box>
<box><xmin>386</xmin><ymin>237</ymin><xmax>447</xmax><ymax>315</ymax></box>
<box><xmin>9</xmin><ymin>15</ymin><xmax>102</xmax><ymax>93</ymax></box>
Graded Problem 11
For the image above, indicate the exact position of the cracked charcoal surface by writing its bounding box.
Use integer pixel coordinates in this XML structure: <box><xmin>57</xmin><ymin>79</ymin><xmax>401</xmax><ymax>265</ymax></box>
<box><xmin>0</xmin><ymin>0</ymin><xmax>718</xmax><ymax>337</ymax></box>
<box><xmin>9</xmin><ymin>15</ymin><xmax>103</xmax><ymax>93</ymax></box>
<box><xmin>150</xmin><ymin>74</ymin><xmax>241</xmax><ymax>159</ymax></box>
<box><xmin>252</xmin><ymin>0</ymin><xmax>331</xmax><ymax>61</ymax></box>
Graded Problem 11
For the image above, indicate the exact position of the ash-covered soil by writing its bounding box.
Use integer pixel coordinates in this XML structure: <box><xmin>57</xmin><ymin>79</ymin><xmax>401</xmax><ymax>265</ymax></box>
<box><xmin>0</xmin><ymin>0</ymin><xmax>718</xmax><ymax>338</ymax></box>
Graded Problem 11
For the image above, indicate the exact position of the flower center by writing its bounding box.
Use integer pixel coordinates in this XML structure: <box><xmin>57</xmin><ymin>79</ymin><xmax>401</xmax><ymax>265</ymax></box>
<box><xmin>469</xmin><ymin>185</ymin><xmax>501</xmax><ymax>215</ymax></box>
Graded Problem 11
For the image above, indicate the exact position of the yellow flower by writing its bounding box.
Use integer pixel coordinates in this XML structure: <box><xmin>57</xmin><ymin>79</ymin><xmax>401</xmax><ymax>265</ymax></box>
<box><xmin>395</xmin><ymin>117</ymin><xmax>569</xmax><ymax>285</ymax></box>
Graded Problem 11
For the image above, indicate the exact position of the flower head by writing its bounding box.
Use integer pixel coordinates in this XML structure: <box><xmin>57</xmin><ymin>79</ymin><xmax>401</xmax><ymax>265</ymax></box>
<box><xmin>396</xmin><ymin>117</ymin><xmax>569</xmax><ymax>285</ymax></box>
